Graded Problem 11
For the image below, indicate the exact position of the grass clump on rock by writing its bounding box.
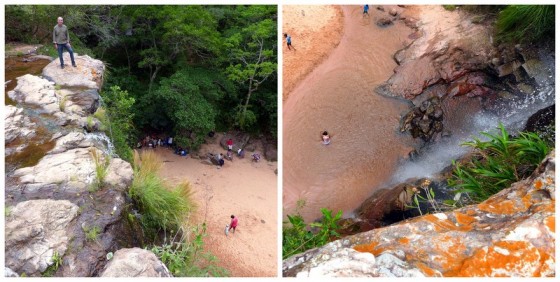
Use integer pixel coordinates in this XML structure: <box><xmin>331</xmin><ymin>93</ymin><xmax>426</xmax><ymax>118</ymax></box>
<box><xmin>449</xmin><ymin>123</ymin><xmax>551</xmax><ymax>203</ymax></box>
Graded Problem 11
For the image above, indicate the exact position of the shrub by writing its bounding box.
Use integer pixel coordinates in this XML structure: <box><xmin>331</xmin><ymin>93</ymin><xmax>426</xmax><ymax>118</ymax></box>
<box><xmin>497</xmin><ymin>5</ymin><xmax>555</xmax><ymax>43</ymax></box>
<box><xmin>151</xmin><ymin>224</ymin><xmax>229</xmax><ymax>277</ymax></box>
<box><xmin>129</xmin><ymin>150</ymin><xmax>195</xmax><ymax>236</ymax></box>
<box><xmin>449</xmin><ymin>123</ymin><xmax>551</xmax><ymax>202</ymax></box>
<box><xmin>282</xmin><ymin>207</ymin><xmax>342</xmax><ymax>259</ymax></box>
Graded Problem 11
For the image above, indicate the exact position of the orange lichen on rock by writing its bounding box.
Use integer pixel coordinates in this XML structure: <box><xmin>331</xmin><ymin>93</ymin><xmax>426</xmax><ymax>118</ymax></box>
<box><xmin>415</xmin><ymin>261</ymin><xmax>439</xmax><ymax>277</ymax></box>
<box><xmin>454</xmin><ymin>211</ymin><xmax>477</xmax><ymax>226</ymax></box>
<box><xmin>478</xmin><ymin>199</ymin><xmax>516</xmax><ymax>215</ymax></box>
<box><xmin>533</xmin><ymin>179</ymin><xmax>543</xmax><ymax>189</ymax></box>
<box><xmin>431</xmin><ymin>234</ymin><xmax>468</xmax><ymax>274</ymax></box>
<box><xmin>521</xmin><ymin>193</ymin><xmax>534</xmax><ymax>210</ymax></box>
<box><xmin>354</xmin><ymin>241</ymin><xmax>386</xmax><ymax>256</ymax></box>
<box><xmin>544</xmin><ymin>216</ymin><xmax>555</xmax><ymax>233</ymax></box>
<box><xmin>453</xmin><ymin>241</ymin><xmax>541</xmax><ymax>277</ymax></box>
<box><xmin>398</xmin><ymin>237</ymin><xmax>410</xmax><ymax>244</ymax></box>
<box><xmin>424</xmin><ymin>214</ymin><xmax>469</xmax><ymax>232</ymax></box>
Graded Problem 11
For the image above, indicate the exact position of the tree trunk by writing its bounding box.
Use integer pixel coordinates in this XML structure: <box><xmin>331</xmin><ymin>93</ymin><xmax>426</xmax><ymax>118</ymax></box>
<box><xmin>241</xmin><ymin>77</ymin><xmax>254</xmax><ymax>125</ymax></box>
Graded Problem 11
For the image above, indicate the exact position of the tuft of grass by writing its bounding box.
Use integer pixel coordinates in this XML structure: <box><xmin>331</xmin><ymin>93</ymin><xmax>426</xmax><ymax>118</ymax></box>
<box><xmin>42</xmin><ymin>250</ymin><xmax>63</xmax><ymax>277</ymax></box>
<box><xmin>89</xmin><ymin>148</ymin><xmax>110</xmax><ymax>192</ymax></box>
<box><xmin>449</xmin><ymin>123</ymin><xmax>551</xmax><ymax>202</ymax></box>
<box><xmin>129</xmin><ymin>150</ymin><xmax>195</xmax><ymax>236</ymax></box>
<box><xmin>497</xmin><ymin>5</ymin><xmax>555</xmax><ymax>43</ymax></box>
<box><xmin>83</xmin><ymin>225</ymin><xmax>101</xmax><ymax>242</ymax></box>
<box><xmin>59</xmin><ymin>95</ymin><xmax>68</xmax><ymax>112</ymax></box>
<box><xmin>86</xmin><ymin>116</ymin><xmax>94</xmax><ymax>130</ymax></box>
<box><xmin>93</xmin><ymin>107</ymin><xmax>108</xmax><ymax>131</ymax></box>
<box><xmin>5</xmin><ymin>206</ymin><xmax>12</xmax><ymax>217</ymax></box>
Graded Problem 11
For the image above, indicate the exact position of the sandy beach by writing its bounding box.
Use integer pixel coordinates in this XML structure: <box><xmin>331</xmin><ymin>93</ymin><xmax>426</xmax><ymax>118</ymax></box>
<box><xmin>155</xmin><ymin>135</ymin><xmax>278</xmax><ymax>277</ymax></box>
<box><xmin>282</xmin><ymin>5</ymin><xmax>344</xmax><ymax>101</ymax></box>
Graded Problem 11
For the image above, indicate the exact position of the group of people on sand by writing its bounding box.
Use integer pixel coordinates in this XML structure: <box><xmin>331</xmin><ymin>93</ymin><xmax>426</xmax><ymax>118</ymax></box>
<box><xmin>210</xmin><ymin>138</ymin><xmax>262</xmax><ymax>168</ymax></box>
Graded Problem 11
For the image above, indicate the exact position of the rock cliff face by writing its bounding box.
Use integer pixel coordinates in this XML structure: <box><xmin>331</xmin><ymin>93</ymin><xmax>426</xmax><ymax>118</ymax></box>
<box><xmin>283</xmin><ymin>151</ymin><xmax>555</xmax><ymax>277</ymax></box>
<box><xmin>4</xmin><ymin>54</ymin><xmax>161</xmax><ymax>277</ymax></box>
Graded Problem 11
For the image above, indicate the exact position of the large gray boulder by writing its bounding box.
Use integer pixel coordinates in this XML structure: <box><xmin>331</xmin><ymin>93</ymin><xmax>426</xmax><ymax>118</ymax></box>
<box><xmin>42</xmin><ymin>54</ymin><xmax>105</xmax><ymax>89</ymax></box>
<box><xmin>5</xmin><ymin>199</ymin><xmax>79</xmax><ymax>276</ymax></box>
<box><xmin>8</xmin><ymin>74</ymin><xmax>59</xmax><ymax>114</ymax></box>
<box><xmin>104</xmin><ymin>158</ymin><xmax>134</xmax><ymax>191</ymax></box>
<box><xmin>5</xmin><ymin>105</ymin><xmax>36</xmax><ymax>144</ymax></box>
<box><xmin>100</xmin><ymin>248</ymin><xmax>171</xmax><ymax>277</ymax></box>
<box><xmin>13</xmin><ymin>147</ymin><xmax>99</xmax><ymax>194</ymax></box>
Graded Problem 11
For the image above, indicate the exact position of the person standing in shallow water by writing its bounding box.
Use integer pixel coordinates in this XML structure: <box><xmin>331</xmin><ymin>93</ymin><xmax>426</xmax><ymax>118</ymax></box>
<box><xmin>322</xmin><ymin>131</ymin><xmax>331</xmax><ymax>145</ymax></box>
<box><xmin>53</xmin><ymin>17</ymin><xmax>77</xmax><ymax>69</ymax></box>
<box><xmin>363</xmin><ymin>4</ymin><xmax>370</xmax><ymax>17</ymax></box>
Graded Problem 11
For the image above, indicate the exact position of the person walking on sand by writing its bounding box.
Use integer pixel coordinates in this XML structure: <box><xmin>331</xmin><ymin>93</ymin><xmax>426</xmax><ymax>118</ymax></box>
<box><xmin>363</xmin><ymin>5</ymin><xmax>370</xmax><ymax>17</ymax></box>
<box><xmin>228</xmin><ymin>215</ymin><xmax>238</xmax><ymax>235</ymax></box>
<box><xmin>284</xmin><ymin>33</ymin><xmax>294</xmax><ymax>51</ymax></box>
<box><xmin>53</xmin><ymin>17</ymin><xmax>77</xmax><ymax>69</ymax></box>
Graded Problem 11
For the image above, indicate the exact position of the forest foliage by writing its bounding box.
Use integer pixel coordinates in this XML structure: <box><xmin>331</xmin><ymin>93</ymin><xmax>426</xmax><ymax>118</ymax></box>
<box><xmin>6</xmin><ymin>5</ymin><xmax>278</xmax><ymax>151</ymax></box>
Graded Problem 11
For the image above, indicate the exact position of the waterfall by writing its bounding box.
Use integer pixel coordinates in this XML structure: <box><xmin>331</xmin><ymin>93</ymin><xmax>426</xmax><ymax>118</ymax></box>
<box><xmin>85</xmin><ymin>131</ymin><xmax>116</xmax><ymax>157</ymax></box>
<box><xmin>389</xmin><ymin>84</ymin><xmax>555</xmax><ymax>186</ymax></box>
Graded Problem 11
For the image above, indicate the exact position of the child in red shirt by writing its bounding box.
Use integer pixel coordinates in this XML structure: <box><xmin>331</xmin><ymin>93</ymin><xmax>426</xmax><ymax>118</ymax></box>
<box><xmin>229</xmin><ymin>215</ymin><xmax>238</xmax><ymax>234</ymax></box>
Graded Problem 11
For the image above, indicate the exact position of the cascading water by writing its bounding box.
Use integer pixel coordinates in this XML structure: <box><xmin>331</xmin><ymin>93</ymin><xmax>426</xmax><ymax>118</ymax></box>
<box><xmin>85</xmin><ymin>131</ymin><xmax>116</xmax><ymax>157</ymax></box>
<box><xmin>389</xmin><ymin>83</ymin><xmax>555</xmax><ymax>186</ymax></box>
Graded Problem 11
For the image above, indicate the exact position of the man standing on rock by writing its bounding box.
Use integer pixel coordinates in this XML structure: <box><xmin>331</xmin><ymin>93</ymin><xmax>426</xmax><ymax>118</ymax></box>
<box><xmin>53</xmin><ymin>17</ymin><xmax>77</xmax><ymax>69</ymax></box>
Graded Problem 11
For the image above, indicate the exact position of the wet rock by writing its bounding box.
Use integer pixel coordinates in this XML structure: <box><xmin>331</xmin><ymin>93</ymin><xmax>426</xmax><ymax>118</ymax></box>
<box><xmin>400</xmin><ymin>96</ymin><xmax>444</xmax><ymax>142</ymax></box>
<box><xmin>522</xmin><ymin>59</ymin><xmax>553</xmax><ymax>88</ymax></box>
<box><xmin>5</xmin><ymin>105</ymin><xmax>36</xmax><ymax>144</ymax></box>
<box><xmin>104</xmin><ymin>158</ymin><xmax>134</xmax><ymax>191</ymax></box>
<box><xmin>284</xmin><ymin>151</ymin><xmax>556</xmax><ymax>277</ymax></box>
<box><xmin>524</xmin><ymin>105</ymin><xmax>555</xmax><ymax>144</ymax></box>
<box><xmin>376</xmin><ymin>6</ymin><xmax>385</xmax><ymax>12</ymax></box>
<box><xmin>389</xmin><ymin>8</ymin><xmax>398</xmax><ymax>17</ymax></box>
<box><xmin>100</xmin><ymin>248</ymin><xmax>171</xmax><ymax>277</ymax></box>
<box><xmin>42</xmin><ymin>54</ymin><xmax>105</xmax><ymax>89</ymax></box>
<box><xmin>497</xmin><ymin>60</ymin><xmax>523</xmax><ymax>77</ymax></box>
<box><xmin>516</xmin><ymin>83</ymin><xmax>535</xmax><ymax>95</ymax></box>
<box><xmin>7</xmin><ymin>74</ymin><xmax>59</xmax><ymax>114</ymax></box>
<box><xmin>5</xmin><ymin>199</ymin><xmax>79</xmax><ymax>276</ymax></box>
<box><xmin>377</xmin><ymin>17</ymin><xmax>394</xmax><ymax>27</ymax></box>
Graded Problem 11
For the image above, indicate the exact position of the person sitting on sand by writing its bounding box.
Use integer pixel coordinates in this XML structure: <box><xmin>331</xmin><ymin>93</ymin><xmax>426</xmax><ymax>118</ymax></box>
<box><xmin>237</xmin><ymin>148</ymin><xmax>245</xmax><ymax>158</ymax></box>
<box><xmin>216</xmin><ymin>153</ymin><xmax>225</xmax><ymax>167</ymax></box>
<box><xmin>252</xmin><ymin>153</ymin><xmax>261</xmax><ymax>162</ymax></box>
<box><xmin>322</xmin><ymin>131</ymin><xmax>331</xmax><ymax>145</ymax></box>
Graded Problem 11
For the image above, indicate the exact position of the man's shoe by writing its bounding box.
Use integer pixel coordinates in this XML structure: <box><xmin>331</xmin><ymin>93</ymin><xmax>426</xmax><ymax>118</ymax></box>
<box><xmin>61</xmin><ymin>65</ymin><xmax>65</xmax><ymax>69</ymax></box>
<box><xmin>72</xmin><ymin>64</ymin><xmax>77</xmax><ymax>67</ymax></box>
